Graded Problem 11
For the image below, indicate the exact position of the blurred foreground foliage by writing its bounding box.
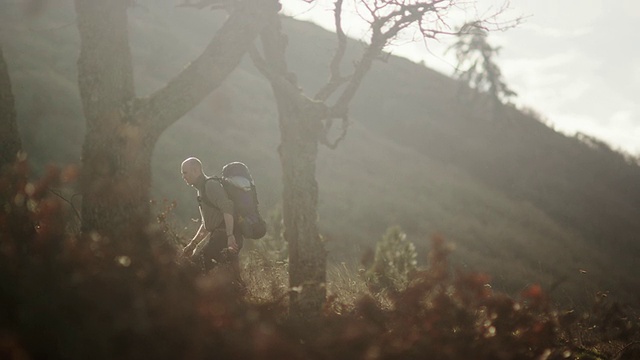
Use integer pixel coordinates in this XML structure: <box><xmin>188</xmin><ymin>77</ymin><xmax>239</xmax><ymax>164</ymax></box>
<box><xmin>1</xmin><ymin>159</ymin><xmax>639</xmax><ymax>360</ymax></box>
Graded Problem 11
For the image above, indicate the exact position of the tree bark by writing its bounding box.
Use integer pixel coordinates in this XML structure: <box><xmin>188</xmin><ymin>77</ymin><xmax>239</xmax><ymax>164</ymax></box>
<box><xmin>0</xmin><ymin>45</ymin><xmax>21</xmax><ymax>172</ymax></box>
<box><xmin>279</xmin><ymin>108</ymin><xmax>327</xmax><ymax>319</ymax></box>
<box><xmin>259</xmin><ymin>17</ymin><xmax>328</xmax><ymax>319</ymax></box>
<box><xmin>74</xmin><ymin>0</ymin><xmax>276</xmax><ymax>240</ymax></box>
<box><xmin>74</xmin><ymin>0</ymin><xmax>141</xmax><ymax>239</ymax></box>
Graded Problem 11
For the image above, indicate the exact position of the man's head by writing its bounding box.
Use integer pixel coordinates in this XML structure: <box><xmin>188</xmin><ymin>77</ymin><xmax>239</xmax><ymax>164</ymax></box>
<box><xmin>181</xmin><ymin>157</ymin><xmax>204</xmax><ymax>186</ymax></box>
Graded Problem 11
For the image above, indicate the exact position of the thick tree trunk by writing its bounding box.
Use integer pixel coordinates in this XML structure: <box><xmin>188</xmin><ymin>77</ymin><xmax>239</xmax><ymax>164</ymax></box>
<box><xmin>0</xmin><ymin>45</ymin><xmax>21</xmax><ymax>172</ymax></box>
<box><xmin>79</xmin><ymin>115</ymin><xmax>157</xmax><ymax>242</ymax></box>
<box><xmin>258</xmin><ymin>17</ymin><xmax>328</xmax><ymax>319</ymax></box>
<box><xmin>279</xmin><ymin>107</ymin><xmax>327</xmax><ymax>320</ymax></box>
<box><xmin>74</xmin><ymin>0</ymin><xmax>142</xmax><ymax>239</ymax></box>
<box><xmin>75</xmin><ymin>0</ymin><xmax>135</xmax><ymax>124</ymax></box>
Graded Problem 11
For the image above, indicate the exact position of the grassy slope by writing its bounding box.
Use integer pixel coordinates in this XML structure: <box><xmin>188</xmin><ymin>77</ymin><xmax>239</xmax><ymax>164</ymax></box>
<box><xmin>2</xmin><ymin>1</ymin><xmax>638</xmax><ymax>305</ymax></box>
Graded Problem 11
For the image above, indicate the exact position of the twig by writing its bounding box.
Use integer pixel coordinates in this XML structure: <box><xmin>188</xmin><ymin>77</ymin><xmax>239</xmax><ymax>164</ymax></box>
<box><xmin>48</xmin><ymin>188</ymin><xmax>81</xmax><ymax>221</ymax></box>
<box><xmin>314</xmin><ymin>0</ymin><xmax>351</xmax><ymax>102</ymax></box>
<box><xmin>613</xmin><ymin>341</ymin><xmax>640</xmax><ymax>360</ymax></box>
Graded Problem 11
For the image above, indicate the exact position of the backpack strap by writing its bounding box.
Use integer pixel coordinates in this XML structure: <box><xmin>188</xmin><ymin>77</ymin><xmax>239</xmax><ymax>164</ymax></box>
<box><xmin>197</xmin><ymin>176</ymin><xmax>222</xmax><ymax>209</ymax></box>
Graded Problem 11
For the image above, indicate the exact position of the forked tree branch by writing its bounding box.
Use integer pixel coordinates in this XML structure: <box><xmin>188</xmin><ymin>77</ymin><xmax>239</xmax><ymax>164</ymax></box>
<box><xmin>329</xmin><ymin>0</ymin><xmax>517</xmax><ymax>118</ymax></box>
<box><xmin>136</xmin><ymin>0</ymin><xmax>277</xmax><ymax>136</ymax></box>
<box><xmin>249</xmin><ymin>44</ymin><xmax>305</xmax><ymax>102</ymax></box>
<box><xmin>314</xmin><ymin>0</ymin><xmax>351</xmax><ymax>102</ymax></box>
<box><xmin>252</xmin><ymin>12</ymin><xmax>329</xmax><ymax>118</ymax></box>
<box><xmin>329</xmin><ymin>38</ymin><xmax>385</xmax><ymax>119</ymax></box>
<box><xmin>327</xmin><ymin>1</ymin><xmax>436</xmax><ymax>118</ymax></box>
<box><xmin>49</xmin><ymin>188</ymin><xmax>81</xmax><ymax>221</ymax></box>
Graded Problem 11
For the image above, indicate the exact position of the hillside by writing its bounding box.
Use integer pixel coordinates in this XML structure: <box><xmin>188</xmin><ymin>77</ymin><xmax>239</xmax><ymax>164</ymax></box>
<box><xmin>2</xmin><ymin>0</ymin><xmax>639</xmax><ymax>306</ymax></box>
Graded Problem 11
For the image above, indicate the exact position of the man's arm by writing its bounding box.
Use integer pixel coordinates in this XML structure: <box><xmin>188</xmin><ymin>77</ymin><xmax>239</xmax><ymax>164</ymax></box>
<box><xmin>223</xmin><ymin>212</ymin><xmax>238</xmax><ymax>252</ymax></box>
<box><xmin>205</xmin><ymin>179</ymin><xmax>237</xmax><ymax>252</ymax></box>
<box><xmin>183</xmin><ymin>223</ymin><xmax>209</xmax><ymax>256</ymax></box>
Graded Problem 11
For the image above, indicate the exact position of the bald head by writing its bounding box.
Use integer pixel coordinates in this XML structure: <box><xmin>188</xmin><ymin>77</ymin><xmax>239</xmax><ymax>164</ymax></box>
<box><xmin>181</xmin><ymin>157</ymin><xmax>202</xmax><ymax>171</ymax></box>
<box><xmin>181</xmin><ymin>157</ymin><xmax>204</xmax><ymax>186</ymax></box>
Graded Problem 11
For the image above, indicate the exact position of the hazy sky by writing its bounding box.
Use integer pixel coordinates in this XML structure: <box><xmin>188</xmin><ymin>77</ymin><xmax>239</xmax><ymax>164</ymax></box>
<box><xmin>283</xmin><ymin>0</ymin><xmax>640</xmax><ymax>156</ymax></box>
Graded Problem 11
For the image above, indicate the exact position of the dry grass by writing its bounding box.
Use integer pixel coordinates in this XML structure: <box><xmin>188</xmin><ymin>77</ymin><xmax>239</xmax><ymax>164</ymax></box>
<box><xmin>240</xmin><ymin>248</ymin><xmax>289</xmax><ymax>304</ymax></box>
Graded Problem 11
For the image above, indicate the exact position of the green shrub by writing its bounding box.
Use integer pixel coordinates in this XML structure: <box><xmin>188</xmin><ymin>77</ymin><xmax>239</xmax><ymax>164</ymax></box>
<box><xmin>364</xmin><ymin>226</ymin><xmax>417</xmax><ymax>293</ymax></box>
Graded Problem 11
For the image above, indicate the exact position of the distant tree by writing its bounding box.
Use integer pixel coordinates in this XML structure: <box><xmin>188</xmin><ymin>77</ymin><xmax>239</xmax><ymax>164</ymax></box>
<box><xmin>449</xmin><ymin>23</ymin><xmax>517</xmax><ymax>108</ymax></box>
<box><xmin>0</xmin><ymin>45</ymin><xmax>21</xmax><ymax>172</ymax></box>
<box><xmin>247</xmin><ymin>0</ymin><xmax>518</xmax><ymax>318</ymax></box>
<box><xmin>73</xmin><ymin>0</ymin><xmax>278</xmax><ymax>241</ymax></box>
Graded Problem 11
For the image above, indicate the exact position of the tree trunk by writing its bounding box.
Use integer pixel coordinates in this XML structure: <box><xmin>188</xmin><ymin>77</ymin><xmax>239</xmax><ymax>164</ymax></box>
<box><xmin>79</xmin><ymin>114</ymin><xmax>157</xmax><ymax>243</ymax></box>
<box><xmin>74</xmin><ymin>0</ymin><xmax>143</xmax><ymax>240</ymax></box>
<box><xmin>0</xmin><ymin>45</ymin><xmax>21</xmax><ymax>172</ymax></box>
<box><xmin>74</xmin><ymin>0</ymin><xmax>275</xmax><ymax>240</ymax></box>
<box><xmin>258</xmin><ymin>17</ymin><xmax>328</xmax><ymax>319</ymax></box>
<box><xmin>279</xmin><ymin>106</ymin><xmax>327</xmax><ymax>319</ymax></box>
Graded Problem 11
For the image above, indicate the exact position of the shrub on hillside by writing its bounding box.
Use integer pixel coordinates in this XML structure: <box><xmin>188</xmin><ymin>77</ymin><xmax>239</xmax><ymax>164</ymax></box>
<box><xmin>363</xmin><ymin>226</ymin><xmax>418</xmax><ymax>294</ymax></box>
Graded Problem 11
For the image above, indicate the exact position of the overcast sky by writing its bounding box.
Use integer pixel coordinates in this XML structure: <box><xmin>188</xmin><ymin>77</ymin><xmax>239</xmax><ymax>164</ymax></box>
<box><xmin>283</xmin><ymin>0</ymin><xmax>640</xmax><ymax>156</ymax></box>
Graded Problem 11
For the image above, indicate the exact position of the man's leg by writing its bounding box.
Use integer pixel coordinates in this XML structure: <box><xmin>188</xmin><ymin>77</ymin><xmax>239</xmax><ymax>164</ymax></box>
<box><xmin>202</xmin><ymin>230</ymin><xmax>226</xmax><ymax>272</ymax></box>
<box><xmin>228</xmin><ymin>233</ymin><xmax>246</xmax><ymax>293</ymax></box>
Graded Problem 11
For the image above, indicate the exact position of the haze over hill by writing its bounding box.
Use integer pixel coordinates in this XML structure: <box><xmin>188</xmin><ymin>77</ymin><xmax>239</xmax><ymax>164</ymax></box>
<box><xmin>1</xmin><ymin>0</ymin><xmax>639</xmax><ymax>306</ymax></box>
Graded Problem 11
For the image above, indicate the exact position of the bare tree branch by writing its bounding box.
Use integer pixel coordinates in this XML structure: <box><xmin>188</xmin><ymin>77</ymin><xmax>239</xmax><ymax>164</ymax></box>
<box><xmin>327</xmin><ymin>0</ymin><xmax>423</xmax><ymax>118</ymax></box>
<box><xmin>327</xmin><ymin>0</ymin><xmax>519</xmax><ymax>119</ymax></box>
<box><xmin>314</xmin><ymin>0</ymin><xmax>350</xmax><ymax>102</ymax></box>
<box><xmin>329</xmin><ymin>38</ymin><xmax>384</xmax><ymax>118</ymax></box>
<box><xmin>252</xmin><ymin>13</ymin><xmax>330</xmax><ymax>119</ymax></box>
<box><xmin>49</xmin><ymin>188</ymin><xmax>81</xmax><ymax>221</ymax></box>
<box><xmin>248</xmin><ymin>44</ymin><xmax>305</xmax><ymax>102</ymax></box>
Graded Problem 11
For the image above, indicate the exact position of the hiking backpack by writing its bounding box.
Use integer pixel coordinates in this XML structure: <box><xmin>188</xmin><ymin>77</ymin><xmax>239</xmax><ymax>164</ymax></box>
<box><xmin>202</xmin><ymin>162</ymin><xmax>267</xmax><ymax>239</ymax></box>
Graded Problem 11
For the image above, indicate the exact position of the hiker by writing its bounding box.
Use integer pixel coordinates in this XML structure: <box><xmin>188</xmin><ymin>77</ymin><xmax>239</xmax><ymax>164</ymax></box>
<box><xmin>181</xmin><ymin>157</ymin><xmax>242</xmax><ymax>272</ymax></box>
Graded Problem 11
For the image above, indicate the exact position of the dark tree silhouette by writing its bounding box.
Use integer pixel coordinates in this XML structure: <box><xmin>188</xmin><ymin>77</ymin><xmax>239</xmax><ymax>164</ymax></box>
<box><xmin>449</xmin><ymin>23</ymin><xmax>517</xmax><ymax>108</ymax></box>
<box><xmin>0</xmin><ymin>45</ymin><xmax>21</xmax><ymax>173</ymax></box>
